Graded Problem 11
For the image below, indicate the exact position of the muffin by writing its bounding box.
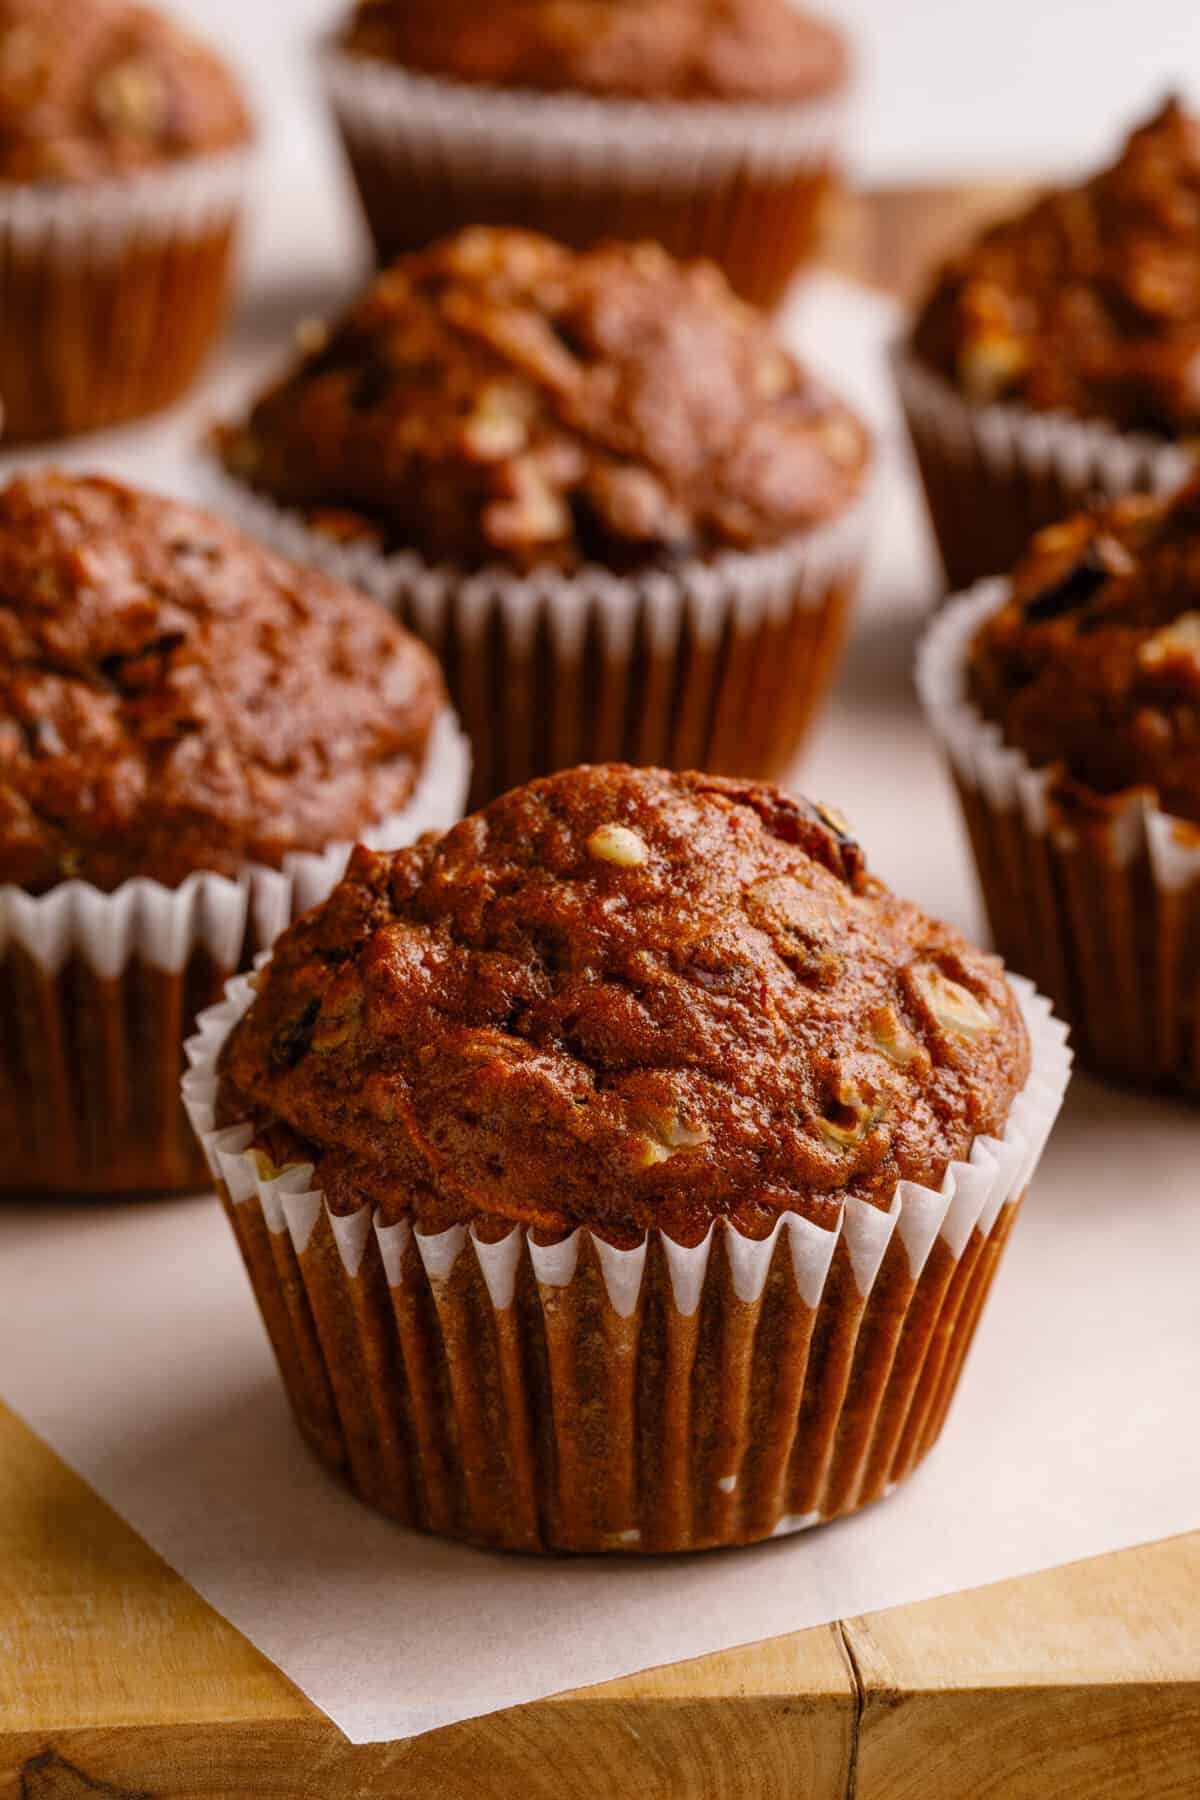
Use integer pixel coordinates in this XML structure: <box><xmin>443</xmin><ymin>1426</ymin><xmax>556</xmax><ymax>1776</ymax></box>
<box><xmin>319</xmin><ymin>0</ymin><xmax>850</xmax><ymax>309</ymax></box>
<box><xmin>214</xmin><ymin>227</ymin><xmax>872</xmax><ymax>807</ymax></box>
<box><xmin>0</xmin><ymin>470</ymin><xmax>468</xmax><ymax>1194</ymax></box>
<box><xmin>0</xmin><ymin>0</ymin><xmax>253</xmax><ymax>443</ymax></box>
<box><xmin>895</xmin><ymin>98</ymin><xmax>1197</xmax><ymax>591</ymax></box>
<box><xmin>917</xmin><ymin>476</ymin><xmax>1200</xmax><ymax>1093</ymax></box>
<box><xmin>185</xmin><ymin>764</ymin><xmax>1070</xmax><ymax>1554</ymax></box>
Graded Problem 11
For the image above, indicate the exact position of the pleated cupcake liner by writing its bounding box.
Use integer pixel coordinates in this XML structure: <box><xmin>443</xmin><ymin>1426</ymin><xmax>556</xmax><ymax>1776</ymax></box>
<box><xmin>184</xmin><ymin>966</ymin><xmax>1070</xmax><ymax>1554</ymax></box>
<box><xmin>892</xmin><ymin>344</ymin><xmax>1192</xmax><ymax>593</ymax></box>
<box><xmin>318</xmin><ymin>46</ymin><xmax>848</xmax><ymax>307</ymax></box>
<box><xmin>917</xmin><ymin>582</ymin><xmax>1200</xmax><ymax>1093</ymax></box>
<box><xmin>208</xmin><ymin>463</ymin><xmax>873</xmax><ymax>808</ymax></box>
<box><xmin>0</xmin><ymin>149</ymin><xmax>253</xmax><ymax>444</ymax></box>
<box><xmin>0</xmin><ymin>709</ymin><xmax>469</xmax><ymax>1195</ymax></box>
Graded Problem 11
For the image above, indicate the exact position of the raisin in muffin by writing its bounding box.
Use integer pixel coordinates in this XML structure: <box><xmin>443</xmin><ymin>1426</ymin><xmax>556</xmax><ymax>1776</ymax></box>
<box><xmin>0</xmin><ymin>470</ymin><xmax>467</xmax><ymax>1194</ymax></box>
<box><xmin>896</xmin><ymin>98</ymin><xmax>1197</xmax><ymax>590</ymax></box>
<box><xmin>186</xmin><ymin>764</ymin><xmax>1069</xmax><ymax>1553</ymax></box>
<box><xmin>321</xmin><ymin>0</ymin><xmax>851</xmax><ymax>307</ymax></box>
<box><xmin>918</xmin><ymin>474</ymin><xmax>1200</xmax><ymax>1092</ymax></box>
<box><xmin>0</xmin><ymin>0</ymin><xmax>253</xmax><ymax>440</ymax></box>
<box><xmin>216</xmin><ymin>226</ymin><xmax>871</xmax><ymax>803</ymax></box>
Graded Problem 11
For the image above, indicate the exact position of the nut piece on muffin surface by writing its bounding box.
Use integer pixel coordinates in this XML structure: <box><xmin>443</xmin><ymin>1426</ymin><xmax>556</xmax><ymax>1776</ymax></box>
<box><xmin>219</xmin><ymin>227</ymin><xmax>870</xmax><ymax>573</ymax></box>
<box><xmin>216</xmin><ymin>765</ymin><xmax>1030</xmax><ymax>1247</ymax></box>
<box><xmin>0</xmin><ymin>471</ymin><xmax>448</xmax><ymax>893</ymax></box>
<box><xmin>0</xmin><ymin>0</ymin><xmax>252</xmax><ymax>183</ymax></box>
<box><xmin>912</xmin><ymin>97</ymin><xmax>1200</xmax><ymax>436</ymax></box>
<box><xmin>969</xmin><ymin>475</ymin><xmax>1200</xmax><ymax>824</ymax></box>
<box><xmin>336</xmin><ymin>0</ymin><xmax>848</xmax><ymax>106</ymax></box>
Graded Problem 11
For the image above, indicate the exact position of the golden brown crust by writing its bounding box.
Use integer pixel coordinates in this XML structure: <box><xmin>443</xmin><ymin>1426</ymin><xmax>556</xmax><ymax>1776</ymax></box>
<box><xmin>969</xmin><ymin>476</ymin><xmax>1200</xmax><ymax>823</ymax></box>
<box><xmin>336</xmin><ymin>0</ymin><xmax>847</xmax><ymax>105</ymax></box>
<box><xmin>0</xmin><ymin>0</ymin><xmax>251</xmax><ymax>183</ymax></box>
<box><xmin>216</xmin><ymin>766</ymin><xmax>1030</xmax><ymax>1245</ymax></box>
<box><xmin>0</xmin><ymin>472</ymin><xmax>448</xmax><ymax>892</ymax></box>
<box><xmin>220</xmin><ymin>228</ymin><xmax>869</xmax><ymax>571</ymax></box>
<box><xmin>912</xmin><ymin>98</ymin><xmax>1200</xmax><ymax>436</ymax></box>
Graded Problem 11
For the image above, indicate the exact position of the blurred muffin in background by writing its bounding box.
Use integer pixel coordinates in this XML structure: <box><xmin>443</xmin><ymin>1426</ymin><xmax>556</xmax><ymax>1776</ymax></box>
<box><xmin>320</xmin><ymin>0</ymin><xmax>852</xmax><ymax>309</ymax></box>
<box><xmin>895</xmin><ymin>97</ymin><xmax>1198</xmax><ymax>591</ymax></box>
<box><xmin>918</xmin><ymin>474</ymin><xmax>1200</xmax><ymax>1094</ymax></box>
<box><xmin>0</xmin><ymin>0</ymin><xmax>253</xmax><ymax>442</ymax></box>
<box><xmin>0</xmin><ymin>470</ymin><xmax>467</xmax><ymax>1194</ymax></box>
<box><xmin>214</xmin><ymin>226</ymin><xmax>872</xmax><ymax>806</ymax></box>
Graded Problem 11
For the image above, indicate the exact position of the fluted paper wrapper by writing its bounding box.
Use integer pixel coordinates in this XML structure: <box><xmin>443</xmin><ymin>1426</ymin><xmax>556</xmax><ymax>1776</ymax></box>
<box><xmin>0</xmin><ymin>711</ymin><xmax>469</xmax><ymax>1194</ymax></box>
<box><xmin>918</xmin><ymin>583</ymin><xmax>1200</xmax><ymax>1093</ymax></box>
<box><xmin>184</xmin><ymin>966</ymin><xmax>1070</xmax><ymax>1554</ymax></box>
<box><xmin>0</xmin><ymin>150</ymin><xmax>252</xmax><ymax>443</ymax></box>
<box><xmin>210</xmin><ymin>466</ymin><xmax>872</xmax><ymax>808</ymax></box>
<box><xmin>319</xmin><ymin>47</ymin><xmax>847</xmax><ymax>308</ymax></box>
<box><xmin>892</xmin><ymin>345</ymin><xmax>1191</xmax><ymax>592</ymax></box>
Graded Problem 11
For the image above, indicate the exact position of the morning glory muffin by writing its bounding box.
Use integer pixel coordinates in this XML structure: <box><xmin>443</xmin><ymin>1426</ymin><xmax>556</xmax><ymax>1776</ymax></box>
<box><xmin>215</xmin><ymin>226</ymin><xmax>872</xmax><ymax>805</ymax></box>
<box><xmin>0</xmin><ymin>470</ymin><xmax>467</xmax><ymax>1193</ymax></box>
<box><xmin>187</xmin><ymin>764</ymin><xmax>1069</xmax><ymax>1553</ymax></box>
<box><xmin>320</xmin><ymin>0</ymin><xmax>851</xmax><ymax>308</ymax></box>
<box><xmin>919</xmin><ymin>474</ymin><xmax>1200</xmax><ymax>1092</ymax></box>
<box><xmin>896</xmin><ymin>98</ymin><xmax>1197</xmax><ymax>590</ymax></box>
<box><xmin>0</xmin><ymin>0</ymin><xmax>254</xmax><ymax>441</ymax></box>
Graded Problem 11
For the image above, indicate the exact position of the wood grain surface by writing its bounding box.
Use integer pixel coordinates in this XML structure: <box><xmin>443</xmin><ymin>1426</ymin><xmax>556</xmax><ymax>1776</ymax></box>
<box><xmin>3</xmin><ymin>1392</ymin><xmax>1198</xmax><ymax>1800</ymax></box>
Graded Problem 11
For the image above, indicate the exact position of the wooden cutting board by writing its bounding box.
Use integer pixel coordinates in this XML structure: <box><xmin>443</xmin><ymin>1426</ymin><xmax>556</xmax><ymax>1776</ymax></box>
<box><xmin>4</xmin><ymin>190</ymin><xmax>1199</xmax><ymax>1799</ymax></box>
<box><xmin>3</xmin><ymin>1401</ymin><xmax>1198</xmax><ymax>1799</ymax></box>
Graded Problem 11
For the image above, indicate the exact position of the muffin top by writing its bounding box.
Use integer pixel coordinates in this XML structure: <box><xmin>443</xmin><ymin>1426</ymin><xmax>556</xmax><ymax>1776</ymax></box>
<box><xmin>0</xmin><ymin>472</ymin><xmax>448</xmax><ymax>893</ymax></box>
<box><xmin>216</xmin><ymin>765</ymin><xmax>1030</xmax><ymax>1245</ymax></box>
<box><xmin>0</xmin><ymin>0</ymin><xmax>251</xmax><ymax>184</ymax></box>
<box><xmin>969</xmin><ymin>475</ymin><xmax>1200</xmax><ymax>824</ymax></box>
<box><xmin>911</xmin><ymin>99</ymin><xmax>1200</xmax><ymax>436</ymax></box>
<box><xmin>220</xmin><ymin>228</ymin><xmax>869</xmax><ymax>572</ymax></box>
<box><xmin>336</xmin><ymin>0</ymin><xmax>847</xmax><ymax>106</ymax></box>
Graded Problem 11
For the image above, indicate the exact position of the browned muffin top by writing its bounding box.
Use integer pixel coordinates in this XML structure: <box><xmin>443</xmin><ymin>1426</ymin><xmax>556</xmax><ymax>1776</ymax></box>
<box><xmin>0</xmin><ymin>0</ymin><xmax>251</xmax><ymax>183</ymax></box>
<box><xmin>336</xmin><ymin>0</ymin><xmax>847</xmax><ymax>106</ymax></box>
<box><xmin>220</xmin><ymin>229</ymin><xmax>869</xmax><ymax>572</ymax></box>
<box><xmin>969</xmin><ymin>475</ymin><xmax>1200</xmax><ymax>825</ymax></box>
<box><xmin>216</xmin><ymin>765</ymin><xmax>1030</xmax><ymax>1245</ymax></box>
<box><xmin>912</xmin><ymin>99</ymin><xmax>1200</xmax><ymax>437</ymax></box>
<box><xmin>0</xmin><ymin>472</ymin><xmax>448</xmax><ymax>893</ymax></box>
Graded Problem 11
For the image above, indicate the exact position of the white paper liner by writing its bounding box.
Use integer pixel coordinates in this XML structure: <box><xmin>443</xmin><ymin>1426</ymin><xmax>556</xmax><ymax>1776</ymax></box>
<box><xmin>0</xmin><ymin>148</ymin><xmax>253</xmax><ymax>442</ymax></box>
<box><xmin>893</xmin><ymin>347</ymin><xmax>1191</xmax><ymax>503</ymax></box>
<box><xmin>892</xmin><ymin>343</ymin><xmax>1192</xmax><ymax>589</ymax></box>
<box><xmin>917</xmin><ymin>582</ymin><xmax>1200</xmax><ymax>1086</ymax></box>
<box><xmin>209</xmin><ymin>461</ymin><xmax>872</xmax><ymax>654</ymax></box>
<box><xmin>0</xmin><ymin>706</ymin><xmax>469</xmax><ymax>978</ymax></box>
<box><xmin>184</xmin><ymin>955</ymin><xmax>1071</xmax><ymax>1550</ymax></box>
<box><xmin>0</xmin><ymin>147</ymin><xmax>252</xmax><ymax>243</ymax></box>
<box><xmin>207</xmin><ymin>459</ymin><xmax>873</xmax><ymax>799</ymax></box>
<box><xmin>319</xmin><ymin>47</ymin><xmax>847</xmax><ymax>180</ymax></box>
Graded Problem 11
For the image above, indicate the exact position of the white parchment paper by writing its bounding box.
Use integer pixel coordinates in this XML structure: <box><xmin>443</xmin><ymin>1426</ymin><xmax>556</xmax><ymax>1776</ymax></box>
<box><xmin>2</xmin><ymin>276</ymin><xmax>1198</xmax><ymax>1745</ymax></box>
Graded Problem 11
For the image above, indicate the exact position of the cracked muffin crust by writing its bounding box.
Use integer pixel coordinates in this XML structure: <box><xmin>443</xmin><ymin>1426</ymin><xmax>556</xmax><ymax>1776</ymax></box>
<box><xmin>336</xmin><ymin>0</ymin><xmax>848</xmax><ymax>106</ymax></box>
<box><xmin>0</xmin><ymin>471</ymin><xmax>448</xmax><ymax>893</ymax></box>
<box><xmin>217</xmin><ymin>765</ymin><xmax>1030</xmax><ymax>1246</ymax></box>
<box><xmin>912</xmin><ymin>98</ymin><xmax>1200</xmax><ymax>437</ymax></box>
<box><xmin>219</xmin><ymin>227</ymin><xmax>870</xmax><ymax>573</ymax></box>
<box><xmin>0</xmin><ymin>0</ymin><xmax>251</xmax><ymax>184</ymax></box>
<box><xmin>969</xmin><ymin>474</ymin><xmax>1200</xmax><ymax>824</ymax></box>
